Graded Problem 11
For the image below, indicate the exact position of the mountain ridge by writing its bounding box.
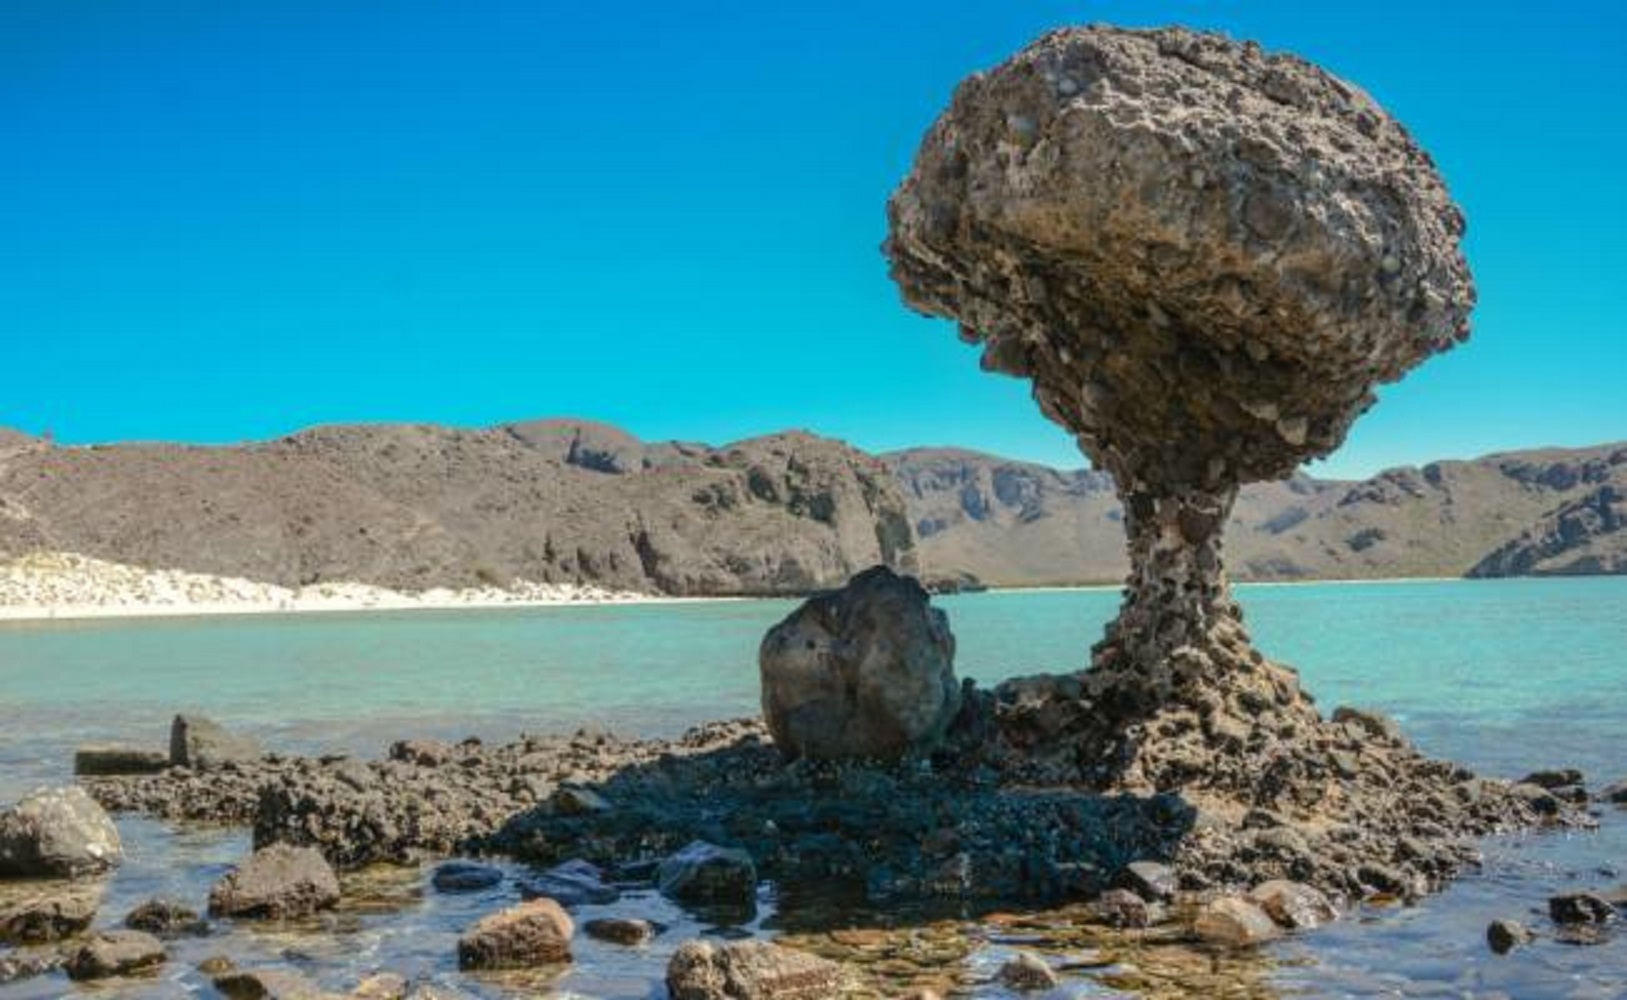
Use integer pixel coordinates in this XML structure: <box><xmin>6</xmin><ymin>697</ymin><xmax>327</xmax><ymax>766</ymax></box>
<box><xmin>1</xmin><ymin>419</ymin><xmax>1622</xmax><ymax>594</ymax></box>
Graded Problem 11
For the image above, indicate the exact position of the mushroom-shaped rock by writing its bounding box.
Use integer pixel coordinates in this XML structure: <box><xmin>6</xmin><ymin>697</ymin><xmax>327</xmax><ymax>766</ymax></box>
<box><xmin>0</xmin><ymin>785</ymin><xmax>123</xmax><ymax>878</ymax></box>
<box><xmin>886</xmin><ymin>25</ymin><xmax>1473</xmax><ymax>722</ymax></box>
<box><xmin>760</xmin><ymin>565</ymin><xmax>959</xmax><ymax>760</ymax></box>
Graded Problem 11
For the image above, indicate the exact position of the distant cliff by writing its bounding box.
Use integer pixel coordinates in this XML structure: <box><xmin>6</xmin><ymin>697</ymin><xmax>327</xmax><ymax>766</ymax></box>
<box><xmin>0</xmin><ymin>420</ymin><xmax>1622</xmax><ymax>595</ymax></box>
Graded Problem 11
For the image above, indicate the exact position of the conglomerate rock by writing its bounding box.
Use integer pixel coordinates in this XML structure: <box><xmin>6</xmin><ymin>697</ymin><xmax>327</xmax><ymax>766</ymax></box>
<box><xmin>886</xmin><ymin>25</ymin><xmax>1476</xmax><ymax>784</ymax></box>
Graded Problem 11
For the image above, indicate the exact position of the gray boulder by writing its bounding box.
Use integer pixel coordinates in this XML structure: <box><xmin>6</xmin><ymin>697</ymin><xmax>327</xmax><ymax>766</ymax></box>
<box><xmin>171</xmin><ymin>714</ymin><xmax>262</xmax><ymax>769</ymax></box>
<box><xmin>759</xmin><ymin>566</ymin><xmax>959</xmax><ymax>760</ymax></box>
<box><xmin>208</xmin><ymin>843</ymin><xmax>340</xmax><ymax>919</ymax></box>
<box><xmin>0</xmin><ymin>785</ymin><xmax>123</xmax><ymax>878</ymax></box>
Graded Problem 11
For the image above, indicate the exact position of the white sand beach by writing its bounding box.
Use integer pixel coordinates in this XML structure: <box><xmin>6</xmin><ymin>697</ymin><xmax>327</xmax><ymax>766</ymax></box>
<box><xmin>0</xmin><ymin>551</ymin><xmax>683</xmax><ymax>622</ymax></box>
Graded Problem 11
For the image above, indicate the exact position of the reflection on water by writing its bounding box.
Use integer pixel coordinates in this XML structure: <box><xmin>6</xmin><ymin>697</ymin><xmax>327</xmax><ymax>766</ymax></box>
<box><xmin>1</xmin><ymin>578</ymin><xmax>1624</xmax><ymax>996</ymax></box>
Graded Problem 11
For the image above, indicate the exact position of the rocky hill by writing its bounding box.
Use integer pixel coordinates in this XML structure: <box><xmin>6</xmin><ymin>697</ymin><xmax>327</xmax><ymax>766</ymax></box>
<box><xmin>889</xmin><ymin>442</ymin><xmax>1627</xmax><ymax>585</ymax></box>
<box><xmin>0</xmin><ymin>421</ymin><xmax>914</xmax><ymax>597</ymax></box>
<box><xmin>0</xmin><ymin>420</ymin><xmax>1621</xmax><ymax>595</ymax></box>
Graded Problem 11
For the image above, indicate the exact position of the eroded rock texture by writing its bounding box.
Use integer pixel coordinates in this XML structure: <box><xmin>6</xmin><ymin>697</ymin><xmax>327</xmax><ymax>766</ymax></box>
<box><xmin>886</xmin><ymin>25</ymin><xmax>1474</xmax><ymax>725</ymax></box>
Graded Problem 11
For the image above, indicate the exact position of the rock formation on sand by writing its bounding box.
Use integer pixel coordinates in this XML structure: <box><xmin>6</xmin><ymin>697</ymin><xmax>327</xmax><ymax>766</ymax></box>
<box><xmin>886</xmin><ymin>25</ymin><xmax>1473</xmax><ymax>771</ymax></box>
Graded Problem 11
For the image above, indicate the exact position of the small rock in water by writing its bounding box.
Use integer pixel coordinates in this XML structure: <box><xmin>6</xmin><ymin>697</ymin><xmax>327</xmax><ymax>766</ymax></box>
<box><xmin>431</xmin><ymin>860</ymin><xmax>503</xmax><ymax>893</ymax></box>
<box><xmin>520</xmin><ymin>858</ymin><xmax>619</xmax><ymax>907</ymax></box>
<box><xmin>1249</xmin><ymin>880</ymin><xmax>1338</xmax><ymax>930</ymax></box>
<box><xmin>666</xmin><ymin>939</ymin><xmax>846</xmax><ymax>1000</ymax></box>
<box><xmin>0</xmin><ymin>882</ymin><xmax>99</xmax><ymax>944</ymax></box>
<box><xmin>1520</xmin><ymin>768</ymin><xmax>1584</xmax><ymax>790</ymax></box>
<box><xmin>124</xmin><ymin>897</ymin><xmax>208</xmax><ymax>937</ymax></box>
<box><xmin>0</xmin><ymin>785</ymin><xmax>124</xmax><ymax>878</ymax></box>
<box><xmin>657</xmin><ymin>840</ymin><xmax>757</xmax><ymax>906</ymax></box>
<box><xmin>1487</xmin><ymin>918</ymin><xmax>1535</xmax><ymax>954</ymax></box>
<box><xmin>1115</xmin><ymin>859</ymin><xmax>1177</xmax><ymax>901</ymax></box>
<box><xmin>63</xmin><ymin>929</ymin><xmax>166</xmax><ymax>980</ymax></box>
<box><xmin>1194</xmin><ymin>896</ymin><xmax>1283</xmax><ymax>947</ymax></box>
<box><xmin>196</xmin><ymin>955</ymin><xmax>236</xmax><ymax>976</ymax></box>
<box><xmin>1549</xmin><ymin>892</ymin><xmax>1616</xmax><ymax>925</ymax></box>
<box><xmin>74</xmin><ymin>744</ymin><xmax>169</xmax><ymax>776</ymax></box>
<box><xmin>1598</xmin><ymin>779</ymin><xmax>1627</xmax><ymax>805</ymax></box>
<box><xmin>457</xmin><ymin>898</ymin><xmax>574</xmax><ymax>969</ymax></box>
<box><xmin>170</xmin><ymin>714</ymin><xmax>262</xmax><ymax>769</ymax></box>
<box><xmin>353</xmin><ymin>972</ymin><xmax>409</xmax><ymax>998</ymax></box>
<box><xmin>208</xmin><ymin>843</ymin><xmax>340</xmax><ymax>919</ymax></box>
<box><xmin>584</xmin><ymin>917</ymin><xmax>655</xmax><ymax>946</ymax></box>
<box><xmin>214</xmin><ymin>966</ymin><xmax>328</xmax><ymax>999</ymax></box>
<box><xmin>1092</xmin><ymin>888</ymin><xmax>1155</xmax><ymax>928</ymax></box>
<box><xmin>998</xmin><ymin>951</ymin><xmax>1060</xmax><ymax>991</ymax></box>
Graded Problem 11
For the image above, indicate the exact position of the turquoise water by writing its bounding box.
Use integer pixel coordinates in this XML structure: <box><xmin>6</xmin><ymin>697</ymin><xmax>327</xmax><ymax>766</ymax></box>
<box><xmin>1</xmin><ymin>577</ymin><xmax>1624</xmax><ymax>997</ymax></box>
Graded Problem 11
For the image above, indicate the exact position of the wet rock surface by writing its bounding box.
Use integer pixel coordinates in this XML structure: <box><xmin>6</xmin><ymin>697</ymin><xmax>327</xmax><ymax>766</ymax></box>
<box><xmin>456</xmin><ymin>898</ymin><xmax>573</xmax><ymax>969</ymax></box>
<box><xmin>209</xmin><ymin>843</ymin><xmax>341</xmax><ymax>919</ymax></box>
<box><xmin>0</xmin><ymin>785</ymin><xmax>123</xmax><ymax>878</ymax></box>
<box><xmin>665</xmin><ymin>939</ymin><xmax>848</xmax><ymax>1000</ymax></box>
<box><xmin>124</xmin><ymin>897</ymin><xmax>209</xmax><ymax>937</ymax></box>
<box><xmin>62</xmin><ymin>928</ymin><xmax>166</xmax><ymax>980</ymax></box>
<box><xmin>759</xmin><ymin>565</ymin><xmax>961</xmax><ymax>760</ymax></box>
<box><xmin>0</xmin><ymin>881</ymin><xmax>100</xmax><ymax>944</ymax></box>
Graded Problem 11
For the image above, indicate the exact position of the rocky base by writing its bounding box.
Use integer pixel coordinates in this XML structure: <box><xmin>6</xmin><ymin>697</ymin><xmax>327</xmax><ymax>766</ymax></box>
<box><xmin>87</xmin><ymin>680</ymin><xmax>1581</xmax><ymax>916</ymax></box>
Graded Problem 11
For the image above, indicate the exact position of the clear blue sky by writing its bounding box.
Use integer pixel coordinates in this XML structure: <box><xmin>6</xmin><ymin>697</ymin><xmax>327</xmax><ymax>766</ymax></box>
<box><xmin>4</xmin><ymin>1</ymin><xmax>1622</xmax><ymax>478</ymax></box>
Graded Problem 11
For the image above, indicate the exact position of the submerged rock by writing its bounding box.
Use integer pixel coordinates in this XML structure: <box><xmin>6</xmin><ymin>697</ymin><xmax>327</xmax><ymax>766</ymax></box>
<box><xmin>759</xmin><ymin>566</ymin><xmax>959</xmax><ymax>761</ymax></box>
<box><xmin>658</xmin><ymin>840</ymin><xmax>757</xmax><ymax>906</ymax></box>
<box><xmin>1487</xmin><ymin>918</ymin><xmax>1535</xmax><ymax>954</ymax></box>
<box><xmin>0</xmin><ymin>785</ymin><xmax>123</xmax><ymax>878</ymax></box>
<box><xmin>998</xmin><ymin>951</ymin><xmax>1060</xmax><ymax>991</ymax></box>
<box><xmin>208</xmin><ymin>843</ymin><xmax>340</xmax><ymax>919</ymax></box>
<box><xmin>431</xmin><ymin>860</ymin><xmax>503</xmax><ymax>893</ymax></box>
<box><xmin>456</xmin><ymin>898</ymin><xmax>573</xmax><ymax>969</ymax></box>
<box><xmin>214</xmin><ymin>966</ymin><xmax>334</xmax><ymax>999</ymax></box>
<box><xmin>1549</xmin><ymin>892</ymin><xmax>1616</xmax><ymax>925</ymax></box>
<box><xmin>666</xmin><ymin>939</ymin><xmax>847</xmax><ymax>1000</ymax></box>
<box><xmin>124</xmin><ymin>897</ymin><xmax>208</xmax><ymax>937</ymax></box>
<box><xmin>171</xmin><ymin>714</ymin><xmax>261</xmax><ymax>769</ymax></box>
<box><xmin>63</xmin><ymin>929</ymin><xmax>166</xmax><ymax>981</ymax></box>
<box><xmin>584</xmin><ymin>917</ymin><xmax>655</xmax><ymax>946</ymax></box>
<box><xmin>1194</xmin><ymin>896</ymin><xmax>1283</xmax><ymax>947</ymax></box>
<box><xmin>520</xmin><ymin>859</ymin><xmax>619</xmax><ymax>907</ymax></box>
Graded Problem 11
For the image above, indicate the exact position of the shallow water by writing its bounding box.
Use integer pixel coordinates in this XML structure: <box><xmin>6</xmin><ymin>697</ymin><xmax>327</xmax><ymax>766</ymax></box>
<box><xmin>1</xmin><ymin>577</ymin><xmax>1624</xmax><ymax>997</ymax></box>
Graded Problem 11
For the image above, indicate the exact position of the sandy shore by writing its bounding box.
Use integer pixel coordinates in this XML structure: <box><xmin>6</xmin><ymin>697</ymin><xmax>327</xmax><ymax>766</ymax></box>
<box><xmin>0</xmin><ymin>552</ymin><xmax>697</xmax><ymax>623</ymax></box>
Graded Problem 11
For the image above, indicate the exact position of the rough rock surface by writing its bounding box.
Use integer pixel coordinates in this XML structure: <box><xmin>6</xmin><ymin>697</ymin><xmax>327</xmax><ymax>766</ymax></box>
<box><xmin>0</xmin><ymin>785</ymin><xmax>123</xmax><ymax>878</ymax></box>
<box><xmin>63</xmin><ymin>929</ymin><xmax>166</xmax><ymax>980</ymax></box>
<box><xmin>171</xmin><ymin>714</ymin><xmax>262</xmax><ymax>769</ymax></box>
<box><xmin>1470</xmin><ymin>483</ymin><xmax>1627</xmax><ymax>577</ymax></box>
<box><xmin>456</xmin><ymin>898</ymin><xmax>573</xmax><ymax>969</ymax></box>
<box><xmin>657</xmin><ymin>841</ymin><xmax>759</xmax><ymax>907</ymax></box>
<box><xmin>73</xmin><ymin>744</ymin><xmax>170</xmax><ymax>776</ymax></box>
<box><xmin>0</xmin><ymin>882</ymin><xmax>100</xmax><ymax>944</ymax></box>
<box><xmin>760</xmin><ymin>566</ymin><xmax>960</xmax><ymax>760</ymax></box>
<box><xmin>1247</xmin><ymin>879</ymin><xmax>1336</xmax><ymax>930</ymax></box>
<box><xmin>1194</xmin><ymin>896</ymin><xmax>1282</xmax><ymax>947</ymax></box>
<box><xmin>124</xmin><ymin>897</ymin><xmax>208</xmax><ymax>937</ymax></box>
<box><xmin>666</xmin><ymin>939</ymin><xmax>848</xmax><ymax>1000</ymax></box>
<box><xmin>208</xmin><ymin>843</ymin><xmax>341</xmax><ymax>919</ymax></box>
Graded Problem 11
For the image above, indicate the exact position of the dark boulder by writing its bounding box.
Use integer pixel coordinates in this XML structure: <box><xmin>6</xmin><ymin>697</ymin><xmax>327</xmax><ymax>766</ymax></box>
<box><xmin>171</xmin><ymin>714</ymin><xmax>262</xmax><ymax>769</ymax></box>
<box><xmin>657</xmin><ymin>841</ymin><xmax>757</xmax><ymax>906</ymax></box>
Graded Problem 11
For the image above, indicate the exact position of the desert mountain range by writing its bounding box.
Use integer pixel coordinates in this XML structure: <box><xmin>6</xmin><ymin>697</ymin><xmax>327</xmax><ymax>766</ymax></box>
<box><xmin>0</xmin><ymin>420</ymin><xmax>1621</xmax><ymax>596</ymax></box>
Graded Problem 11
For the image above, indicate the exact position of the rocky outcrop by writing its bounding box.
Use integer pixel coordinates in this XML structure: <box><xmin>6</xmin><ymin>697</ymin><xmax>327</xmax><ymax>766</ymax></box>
<box><xmin>760</xmin><ymin>566</ymin><xmax>960</xmax><ymax>760</ymax></box>
<box><xmin>665</xmin><ymin>940</ymin><xmax>847</xmax><ymax>1000</ymax></box>
<box><xmin>1470</xmin><ymin>484</ymin><xmax>1627</xmax><ymax>577</ymax></box>
<box><xmin>0</xmin><ymin>786</ymin><xmax>123</xmax><ymax>878</ymax></box>
<box><xmin>208</xmin><ymin>843</ymin><xmax>340</xmax><ymax>919</ymax></box>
